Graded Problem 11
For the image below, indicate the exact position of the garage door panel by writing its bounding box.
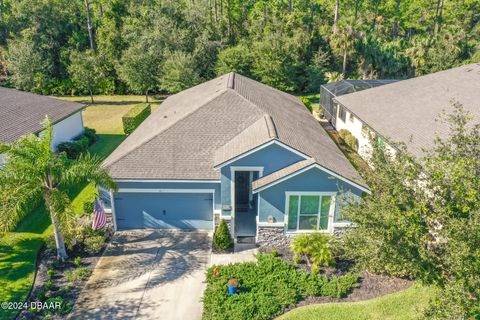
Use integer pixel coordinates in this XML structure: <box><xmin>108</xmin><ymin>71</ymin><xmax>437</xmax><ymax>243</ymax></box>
<box><xmin>115</xmin><ymin>192</ymin><xmax>213</xmax><ymax>230</ymax></box>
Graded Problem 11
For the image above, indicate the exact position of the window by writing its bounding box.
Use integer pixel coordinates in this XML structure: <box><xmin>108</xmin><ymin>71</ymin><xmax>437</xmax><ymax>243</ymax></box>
<box><xmin>349</xmin><ymin>113</ymin><xmax>355</xmax><ymax>123</ymax></box>
<box><xmin>286</xmin><ymin>193</ymin><xmax>334</xmax><ymax>232</ymax></box>
<box><xmin>338</xmin><ymin>105</ymin><xmax>346</xmax><ymax>123</ymax></box>
<box><xmin>361</xmin><ymin>123</ymin><xmax>369</xmax><ymax>137</ymax></box>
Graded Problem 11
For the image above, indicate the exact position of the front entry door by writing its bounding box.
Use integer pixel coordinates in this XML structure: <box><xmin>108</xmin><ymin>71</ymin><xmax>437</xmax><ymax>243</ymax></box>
<box><xmin>234</xmin><ymin>171</ymin><xmax>258</xmax><ymax>237</ymax></box>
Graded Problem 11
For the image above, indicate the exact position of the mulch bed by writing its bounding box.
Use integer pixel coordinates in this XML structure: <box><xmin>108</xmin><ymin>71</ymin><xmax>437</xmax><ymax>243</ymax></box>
<box><xmin>17</xmin><ymin>240</ymin><xmax>109</xmax><ymax>319</ymax></box>
<box><xmin>259</xmin><ymin>246</ymin><xmax>413</xmax><ymax>311</ymax></box>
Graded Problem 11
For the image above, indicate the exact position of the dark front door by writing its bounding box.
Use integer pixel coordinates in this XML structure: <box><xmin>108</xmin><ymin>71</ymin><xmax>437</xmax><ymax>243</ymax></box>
<box><xmin>234</xmin><ymin>171</ymin><xmax>258</xmax><ymax>237</ymax></box>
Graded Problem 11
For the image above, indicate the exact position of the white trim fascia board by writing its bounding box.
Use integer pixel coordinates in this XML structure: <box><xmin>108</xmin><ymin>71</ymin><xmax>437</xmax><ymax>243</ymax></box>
<box><xmin>214</xmin><ymin>140</ymin><xmax>310</xmax><ymax>169</ymax></box>
<box><xmin>219</xmin><ymin>215</ymin><xmax>232</xmax><ymax>220</ymax></box>
<box><xmin>117</xmin><ymin>188</ymin><xmax>216</xmax><ymax>193</ymax></box>
<box><xmin>253</xmin><ymin>164</ymin><xmax>370</xmax><ymax>194</ymax></box>
<box><xmin>257</xmin><ymin>222</ymin><xmax>285</xmax><ymax>227</ymax></box>
<box><xmin>285</xmin><ymin>191</ymin><xmax>337</xmax><ymax>196</ymax></box>
<box><xmin>214</xmin><ymin>209</ymin><xmax>222</xmax><ymax>214</ymax></box>
<box><xmin>109</xmin><ymin>190</ymin><xmax>117</xmax><ymax>231</ymax></box>
<box><xmin>230</xmin><ymin>166</ymin><xmax>264</xmax><ymax>176</ymax></box>
<box><xmin>114</xmin><ymin>179</ymin><xmax>221</xmax><ymax>183</ymax></box>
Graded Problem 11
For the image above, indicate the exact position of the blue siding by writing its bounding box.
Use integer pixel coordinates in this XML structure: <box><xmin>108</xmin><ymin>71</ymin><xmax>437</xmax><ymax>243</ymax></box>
<box><xmin>114</xmin><ymin>192</ymin><xmax>213</xmax><ymax>230</ymax></box>
<box><xmin>257</xmin><ymin>167</ymin><xmax>364</xmax><ymax>223</ymax></box>
<box><xmin>220</xmin><ymin>143</ymin><xmax>306</xmax><ymax>215</ymax></box>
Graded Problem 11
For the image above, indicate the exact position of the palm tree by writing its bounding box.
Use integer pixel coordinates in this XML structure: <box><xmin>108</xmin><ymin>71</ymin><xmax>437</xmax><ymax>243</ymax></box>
<box><xmin>330</xmin><ymin>25</ymin><xmax>363</xmax><ymax>75</ymax></box>
<box><xmin>0</xmin><ymin>118</ymin><xmax>116</xmax><ymax>260</ymax></box>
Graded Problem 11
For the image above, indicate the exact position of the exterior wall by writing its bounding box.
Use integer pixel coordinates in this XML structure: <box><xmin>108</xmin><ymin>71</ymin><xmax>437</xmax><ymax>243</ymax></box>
<box><xmin>257</xmin><ymin>166</ymin><xmax>364</xmax><ymax>225</ymax></box>
<box><xmin>334</xmin><ymin>108</ymin><xmax>371</xmax><ymax>159</ymax></box>
<box><xmin>220</xmin><ymin>142</ymin><xmax>306</xmax><ymax>217</ymax></box>
<box><xmin>51</xmin><ymin>111</ymin><xmax>84</xmax><ymax>149</ymax></box>
<box><xmin>334</xmin><ymin>104</ymin><xmax>397</xmax><ymax>160</ymax></box>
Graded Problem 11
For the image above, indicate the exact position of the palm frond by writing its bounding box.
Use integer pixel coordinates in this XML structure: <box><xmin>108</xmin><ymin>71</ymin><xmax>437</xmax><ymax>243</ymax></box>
<box><xmin>61</xmin><ymin>153</ymin><xmax>117</xmax><ymax>191</ymax></box>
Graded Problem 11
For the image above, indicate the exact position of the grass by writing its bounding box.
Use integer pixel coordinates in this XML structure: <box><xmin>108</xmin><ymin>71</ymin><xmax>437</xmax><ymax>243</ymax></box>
<box><xmin>61</xmin><ymin>95</ymin><xmax>163</xmax><ymax>134</ymax></box>
<box><xmin>278</xmin><ymin>285</ymin><xmax>436</xmax><ymax>320</ymax></box>
<box><xmin>0</xmin><ymin>95</ymin><xmax>142</xmax><ymax>319</ymax></box>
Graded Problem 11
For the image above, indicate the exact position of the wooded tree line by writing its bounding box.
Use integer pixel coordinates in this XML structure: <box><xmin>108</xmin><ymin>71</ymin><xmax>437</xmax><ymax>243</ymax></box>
<box><xmin>0</xmin><ymin>0</ymin><xmax>478</xmax><ymax>97</ymax></box>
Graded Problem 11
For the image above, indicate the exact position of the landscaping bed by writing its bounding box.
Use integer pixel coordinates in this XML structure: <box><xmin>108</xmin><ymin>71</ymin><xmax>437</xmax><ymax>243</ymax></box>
<box><xmin>203</xmin><ymin>253</ymin><xmax>360</xmax><ymax>320</ymax></box>
<box><xmin>17</xmin><ymin>229</ymin><xmax>111</xmax><ymax>319</ymax></box>
<box><xmin>259</xmin><ymin>245</ymin><xmax>413</xmax><ymax>309</ymax></box>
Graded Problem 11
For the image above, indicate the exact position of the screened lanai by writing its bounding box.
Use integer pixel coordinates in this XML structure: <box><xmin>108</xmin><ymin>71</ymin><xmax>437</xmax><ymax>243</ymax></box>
<box><xmin>320</xmin><ymin>79</ymin><xmax>398</xmax><ymax>126</ymax></box>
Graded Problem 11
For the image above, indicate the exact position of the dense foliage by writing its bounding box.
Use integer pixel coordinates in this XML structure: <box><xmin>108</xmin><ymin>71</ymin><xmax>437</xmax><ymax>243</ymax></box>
<box><xmin>57</xmin><ymin>128</ymin><xmax>99</xmax><ymax>159</ymax></box>
<box><xmin>212</xmin><ymin>219</ymin><xmax>233</xmax><ymax>251</ymax></box>
<box><xmin>203</xmin><ymin>253</ymin><xmax>359</xmax><ymax>320</ymax></box>
<box><xmin>290</xmin><ymin>233</ymin><xmax>335</xmax><ymax>273</ymax></box>
<box><xmin>0</xmin><ymin>0</ymin><xmax>478</xmax><ymax>95</ymax></box>
<box><xmin>342</xmin><ymin>103</ymin><xmax>480</xmax><ymax>319</ymax></box>
<box><xmin>121</xmin><ymin>103</ymin><xmax>151</xmax><ymax>135</ymax></box>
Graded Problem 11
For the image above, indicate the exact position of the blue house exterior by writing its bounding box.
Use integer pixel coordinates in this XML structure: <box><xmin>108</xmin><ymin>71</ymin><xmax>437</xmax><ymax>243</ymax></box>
<box><xmin>102</xmin><ymin>73</ymin><xmax>369</xmax><ymax>245</ymax></box>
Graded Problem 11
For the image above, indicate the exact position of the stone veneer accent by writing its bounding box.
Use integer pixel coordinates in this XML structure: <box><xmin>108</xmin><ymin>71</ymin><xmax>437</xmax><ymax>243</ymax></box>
<box><xmin>214</xmin><ymin>214</ymin><xmax>233</xmax><ymax>234</ymax></box>
<box><xmin>256</xmin><ymin>226</ymin><xmax>291</xmax><ymax>249</ymax></box>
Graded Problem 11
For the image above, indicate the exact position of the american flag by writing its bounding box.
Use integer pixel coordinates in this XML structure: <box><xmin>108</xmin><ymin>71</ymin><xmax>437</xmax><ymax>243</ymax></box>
<box><xmin>92</xmin><ymin>199</ymin><xmax>107</xmax><ymax>230</ymax></box>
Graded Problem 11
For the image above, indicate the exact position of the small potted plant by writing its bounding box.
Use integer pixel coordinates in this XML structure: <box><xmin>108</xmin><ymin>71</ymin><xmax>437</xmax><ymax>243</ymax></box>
<box><xmin>227</xmin><ymin>278</ymin><xmax>238</xmax><ymax>295</ymax></box>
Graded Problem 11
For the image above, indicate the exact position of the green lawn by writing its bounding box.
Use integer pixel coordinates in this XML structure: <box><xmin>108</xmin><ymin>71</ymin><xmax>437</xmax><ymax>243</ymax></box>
<box><xmin>0</xmin><ymin>95</ymin><xmax>143</xmax><ymax>319</ymax></box>
<box><xmin>278</xmin><ymin>285</ymin><xmax>436</xmax><ymax>320</ymax></box>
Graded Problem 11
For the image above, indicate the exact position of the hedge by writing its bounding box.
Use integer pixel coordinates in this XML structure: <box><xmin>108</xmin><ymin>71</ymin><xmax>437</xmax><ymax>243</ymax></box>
<box><xmin>122</xmin><ymin>103</ymin><xmax>151</xmax><ymax>135</ymax></box>
<box><xmin>57</xmin><ymin>127</ymin><xmax>98</xmax><ymax>159</ymax></box>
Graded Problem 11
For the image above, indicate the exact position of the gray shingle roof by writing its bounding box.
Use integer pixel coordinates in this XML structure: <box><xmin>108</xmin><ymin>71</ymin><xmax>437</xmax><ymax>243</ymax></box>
<box><xmin>0</xmin><ymin>87</ymin><xmax>85</xmax><ymax>143</ymax></box>
<box><xmin>103</xmin><ymin>73</ymin><xmax>366</xmax><ymax>188</ymax></box>
<box><xmin>252</xmin><ymin>159</ymin><xmax>315</xmax><ymax>191</ymax></box>
<box><xmin>334</xmin><ymin>63</ymin><xmax>480</xmax><ymax>157</ymax></box>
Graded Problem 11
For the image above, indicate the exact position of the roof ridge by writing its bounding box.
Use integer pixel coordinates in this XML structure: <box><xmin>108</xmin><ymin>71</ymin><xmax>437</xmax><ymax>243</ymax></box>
<box><xmin>103</xmin><ymin>89</ymin><xmax>229</xmax><ymax>169</ymax></box>
<box><xmin>263</xmin><ymin>114</ymin><xmax>278</xmax><ymax>139</ymax></box>
<box><xmin>227</xmin><ymin>72</ymin><xmax>235</xmax><ymax>89</ymax></box>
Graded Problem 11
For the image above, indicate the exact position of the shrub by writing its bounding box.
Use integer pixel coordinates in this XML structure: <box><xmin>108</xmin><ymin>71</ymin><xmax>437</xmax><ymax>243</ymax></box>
<box><xmin>300</xmin><ymin>96</ymin><xmax>313</xmax><ymax>113</ymax></box>
<box><xmin>47</xmin><ymin>269</ymin><xmax>54</xmax><ymax>279</ymax></box>
<box><xmin>74</xmin><ymin>256</ymin><xmax>82</xmax><ymax>267</ymax></box>
<box><xmin>320</xmin><ymin>273</ymin><xmax>360</xmax><ymax>298</ymax></box>
<box><xmin>122</xmin><ymin>103</ymin><xmax>151</xmax><ymax>135</ymax></box>
<box><xmin>65</xmin><ymin>267</ymin><xmax>90</xmax><ymax>284</ymax></box>
<box><xmin>339</xmin><ymin>129</ymin><xmax>351</xmax><ymax>141</ymax></box>
<box><xmin>74</xmin><ymin>135</ymin><xmax>89</xmax><ymax>150</ymax></box>
<box><xmin>36</xmin><ymin>288</ymin><xmax>47</xmax><ymax>301</ymax></box>
<box><xmin>83</xmin><ymin>127</ymin><xmax>98</xmax><ymax>145</ymax></box>
<box><xmin>291</xmin><ymin>233</ymin><xmax>335</xmax><ymax>273</ymax></box>
<box><xmin>57</xmin><ymin>140</ymin><xmax>85</xmax><ymax>159</ymax></box>
<box><xmin>203</xmin><ymin>253</ymin><xmax>359</xmax><ymax>320</ymax></box>
<box><xmin>213</xmin><ymin>220</ymin><xmax>233</xmax><ymax>251</ymax></box>
<box><xmin>44</xmin><ymin>280</ymin><xmax>53</xmax><ymax>290</ymax></box>
<box><xmin>84</xmin><ymin>234</ymin><xmax>106</xmax><ymax>254</ymax></box>
<box><xmin>344</xmin><ymin>134</ymin><xmax>359</xmax><ymax>151</ymax></box>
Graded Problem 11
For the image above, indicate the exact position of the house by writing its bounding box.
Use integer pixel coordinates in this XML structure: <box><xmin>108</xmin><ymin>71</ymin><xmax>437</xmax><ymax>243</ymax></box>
<box><xmin>322</xmin><ymin>63</ymin><xmax>480</xmax><ymax>159</ymax></box>
<box><xmin>320</xmin><ymin>79</ymin><xmax>398</xmax><ymax>127</ymax></box>
<box><xmin>102</xmin><ymin>73</ymin><xmax>368</xmax><ymax>245</ymax></box>
<box><xmin>0</xmin><ymin>87</ymin><xmax>85</xmax><ymax>165</ymax></box>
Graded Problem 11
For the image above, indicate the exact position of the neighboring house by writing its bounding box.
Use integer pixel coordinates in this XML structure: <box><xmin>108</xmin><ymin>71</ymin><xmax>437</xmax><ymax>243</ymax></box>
<box><xmin>0</xmin><ymin>87</ymin><xmax>85</xmax><ymax>165</ymax></box>
<box><xmin>322</xmin><ymin>63</ymin><xmax>480</xmax><ymax>159</ymax></box>
<box><xmin>103</xmin><ymin>73</ymin><xmax>369</xmax><ymax>245</ymax></box>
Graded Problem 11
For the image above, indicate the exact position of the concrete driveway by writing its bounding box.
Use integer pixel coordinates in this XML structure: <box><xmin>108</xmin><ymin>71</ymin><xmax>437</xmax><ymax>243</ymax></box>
<box><xmin>70</xmin><ymin>230</ymin><xmax>211</xmax><ymax>319</ymax></box>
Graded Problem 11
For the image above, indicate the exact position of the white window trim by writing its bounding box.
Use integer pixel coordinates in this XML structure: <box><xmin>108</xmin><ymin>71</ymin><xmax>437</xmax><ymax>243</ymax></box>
<box><xmin>284</xmin><ymin>192</ymin><xmax>337</xmax><ymax>234</ymax></box>
<box><xmin>214</xmin><ymin>140</ymin><xmax>309</xmax><ymax>169</ymax></box>
<box><xmin>253</xmin><ymin>164</ymin><xmax>370</xmax><ymax>194</ymax></box>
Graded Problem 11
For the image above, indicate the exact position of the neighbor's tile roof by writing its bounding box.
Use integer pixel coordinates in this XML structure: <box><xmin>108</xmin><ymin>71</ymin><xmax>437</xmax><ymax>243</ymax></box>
<box><xmin>252</xmin><ymin>159</ymin><xmax>316</xmax><ymax>191</ymax></box>
<box><xmin>0</xmin><ymin>87</ymin><xmax>85</xmax><ymax>143</ymax></box>
<box><xmin>103</xmin><ymin>73</ymin><xmax>366</xmax><ymax>188</ymax></box>
<box><xmin>335</xmin><ymin>63</ymin><xmax>480</xmax><ymax>158</ymax></box>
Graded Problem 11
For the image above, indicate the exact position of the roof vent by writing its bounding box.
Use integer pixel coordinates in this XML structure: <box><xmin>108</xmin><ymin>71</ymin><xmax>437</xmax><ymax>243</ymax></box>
<box><xmin>264</xmin><ymin>114</ymin><xmax>278</xmax><ymax>139</ymax></box>
<box><xmin>227</xmin><ymin>72</ymin><xmax>235</xmax><ymax>89</ymax></box>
